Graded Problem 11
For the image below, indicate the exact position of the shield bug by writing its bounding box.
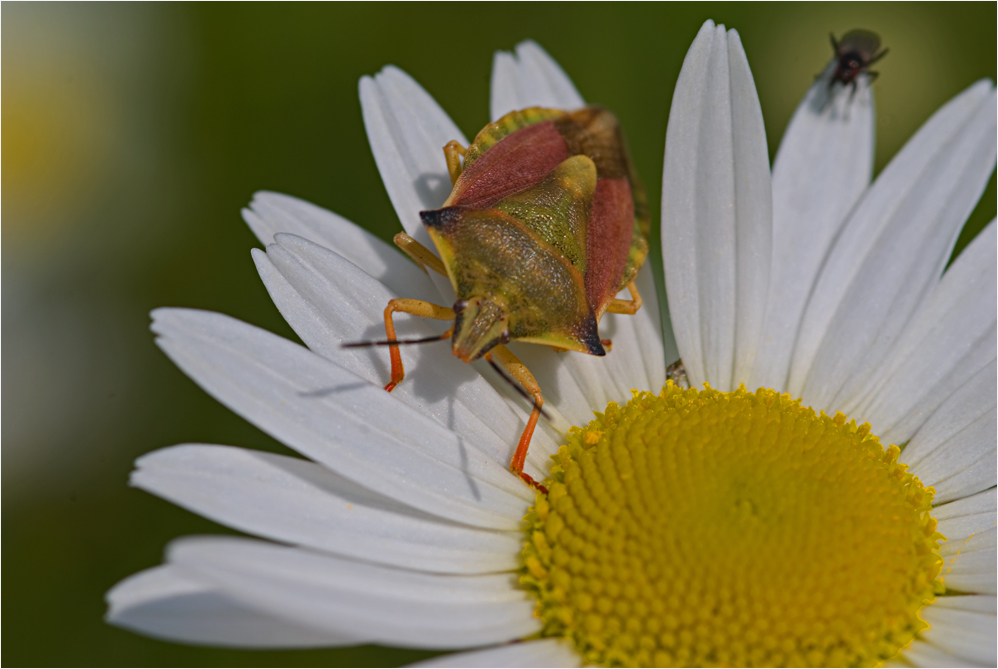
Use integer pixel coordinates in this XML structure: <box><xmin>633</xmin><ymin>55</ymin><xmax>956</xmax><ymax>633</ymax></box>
<box><xmin>829</xmin><ymin>29</ymin><xmax>888</xmax><ymax>93</ymax></box>
<box><xmin>346</xmin><ymin>106</ymin><xmax>649</xmax><ymax>492</ymax></box>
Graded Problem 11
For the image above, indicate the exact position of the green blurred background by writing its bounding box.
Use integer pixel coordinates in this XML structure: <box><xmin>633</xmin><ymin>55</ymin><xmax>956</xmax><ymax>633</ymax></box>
<box><xmin>3</xmin><ymin>3</ymin><xmax>994</xmax><ymax>666</ymax></box>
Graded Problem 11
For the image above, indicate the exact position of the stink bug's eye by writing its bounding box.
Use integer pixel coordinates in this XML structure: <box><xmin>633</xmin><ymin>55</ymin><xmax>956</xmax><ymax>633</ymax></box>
<box><xmin>453</xmin><ymin>299</ymin><xmax>468</xmax><ymax>313</ymax></box>
<box><xmin>500</xmin><ymin>330</ymin><xmax>512</xmax><ymax>344</ymax></box>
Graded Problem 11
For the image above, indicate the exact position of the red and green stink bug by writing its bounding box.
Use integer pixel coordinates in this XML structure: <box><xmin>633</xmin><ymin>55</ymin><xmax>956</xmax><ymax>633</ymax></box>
<box><xmin>355</xmin><ymin>106</ymin><xmax>649</xmax><ymax>492</ymax></box>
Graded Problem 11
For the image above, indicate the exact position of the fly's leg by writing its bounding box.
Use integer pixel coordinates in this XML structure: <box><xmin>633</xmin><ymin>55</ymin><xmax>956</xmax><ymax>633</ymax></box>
<box><xmin>443</xmin><ymin>140</ymin><xmax>467</xmax><ymax>185</ymax></box>
<box><xmin>383</xmin><ymin>299</ymin><xmax>455</xmax><ymax>392</ymax></box>
<box><xmin>867</xmin><ymin>48</ymin><xmax>889</xmax><ymax>67</ymax></box>
<box><xmin>487</xmin><ymin>345</ymin><xmax>548</xmax><ymax>494</ymax></box>
<box><xmin>394</xmin><ymin>232</ymin><xmax>448</xmax><ymax>277</ymax></box>
<box><xmin>606</xmin><ymin>280</ymin><xmax>643</xmax><ymax>315</ymax></box>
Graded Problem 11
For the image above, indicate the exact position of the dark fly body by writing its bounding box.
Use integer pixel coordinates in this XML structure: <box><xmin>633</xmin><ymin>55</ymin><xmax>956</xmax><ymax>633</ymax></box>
<box><xmin>829</xmin><ymin>30</ymin><xmax>888</xmax><ymax>95</ymax></box>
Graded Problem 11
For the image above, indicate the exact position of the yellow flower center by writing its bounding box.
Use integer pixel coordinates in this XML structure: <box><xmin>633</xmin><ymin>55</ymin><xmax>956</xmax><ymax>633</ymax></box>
<box><xmin>520</xmin><ymin>384</ymin><xmax>944</xmax><ymax>668</ymax></box>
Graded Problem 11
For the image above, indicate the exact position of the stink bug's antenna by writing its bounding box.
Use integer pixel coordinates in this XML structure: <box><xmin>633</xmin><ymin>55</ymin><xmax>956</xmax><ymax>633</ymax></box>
<box><xmin>341</xmin><ymin>329</ymin><xmax>453</xmax><ymax>349</ymax></box>
<box><xmin>484</xmin><ymin>355</ymin><xmax>551</xmax><ymax>421</ymax></box>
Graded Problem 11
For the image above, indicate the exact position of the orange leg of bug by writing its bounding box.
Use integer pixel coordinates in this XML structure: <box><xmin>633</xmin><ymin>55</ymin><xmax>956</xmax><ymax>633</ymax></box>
<box><xmin>443</xmin><ymin>140</ymin><xmax>467</xmax><ymax>185</ymax></box>
<box><xmin>382</xmin><ymin>298</ymin><xmax>455</xmax><ymax>392</ymax></box>
<box><xmin>605</xmin><ymin>280</ymin><xmax>643</xmax><ymax>315</ymax></box>
<box><xmin>393</xmin><ymin>232</ymin><xmax>448</xmax><ymax>276</ymax></box>
<box><xmin>487</xmin><ymin>345</ymin><xmax>548</xmax><ymax>494</ymax></box>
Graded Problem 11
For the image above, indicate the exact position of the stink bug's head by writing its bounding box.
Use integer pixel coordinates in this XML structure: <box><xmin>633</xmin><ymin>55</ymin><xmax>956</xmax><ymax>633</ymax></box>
<box><xmin>450</xmin><ymin>296</ymin><xmax>511</xmax><ymax>363</ymax></box>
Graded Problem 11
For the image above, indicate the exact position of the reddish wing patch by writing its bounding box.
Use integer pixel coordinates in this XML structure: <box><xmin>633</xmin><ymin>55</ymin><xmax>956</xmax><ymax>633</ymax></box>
<box><xmin>450</xmin><ymin>121</ymin><xmax>569</xmax><ymax>209</ymax></box>
<box><xmin>585</xmin><ymin>177</ymin><xmax>634</xmax><ymax>319</ymax></box>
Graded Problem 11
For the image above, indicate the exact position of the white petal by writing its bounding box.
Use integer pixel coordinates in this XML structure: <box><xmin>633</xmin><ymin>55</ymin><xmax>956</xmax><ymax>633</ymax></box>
<box><xmin>939</xmin><ymin>527</ymin><xmax>998</xmax><ymax>584</ymax></box>
<box><xmin>661</xmin><ymin>20</ymin><xmax>728</xmax><ymax>390</ymax></box>
<box><xmin>900</xmin><ymin>363</ymin><xmax>997</xmax><ymax>504</ymax></box>
<box><xmin>726</xmin><ymin>29</ymin><xmax>772</xmax><ymax>390</ymax></box>
<box><xmin>106</xmin><ymin>565</ymin><xmax>353</xmax><ymax>648</ymax></box>
<box><xmin>359</xmin><ymin>66</ymin><xmax>466</xmax><ymax>298</ymax></box>
<box><xmin>790</xmin><ymin>81</ymin><xmax>997</xmax><ymax>406</ymax></box>
<box><xmin>242</xmin><ymin>191</ymin><xmax>437</xmax><ymax>301</ymax></box>
<box><xmin>253</xmin><ymin>234</ymin><xmax>558</xmax><ymax>480</ymax></box>
<box><xmin>941</xmin><ymin>529</ymin><xmax>994</xmax><ymax>559</ymax></box>
<box><xmin>929</xmin><ymin>594</ymin><xmax>996</xmax><ymax>614</ymax></box>
<box><xmin>133</xmin><ymin>444</ymin><xmax>522</xmax><ymax>574</ymax></box>
<box><xmin>935</xmin><ymin>492</ymin><xmax>997</xmax><ymax>594</ymax></box>
<box><xmin>901</xmin><ymin>343</ymin><xmax>995</xmax><ymax>468</ymax></box>
<box><xmin>661</xmin><ymin>21</ymin><xmax>772</xmax><ymax>391</ymax></box>
<box><xmin>601</xmin><ymin>264</ymin><xmax>668</xmax><ymax>395</ymax></box>
<box><xmin>490</xmin><ymin>51</ymin><xmax>519</xmax><ymax>122</ymax></box>
<box><xmin>935</xmin><ymin>488</ymin><xmax>997</xmax><ymax>519</ymax></box>
<box><xmin>922</xmin><ymin>447</ymin><xmax>995</xmax><ymax>508</ymax></box>
<box><xmin>169</xmin><ymin>536</ymin><xmax>540</xmax><ymax>649</ymax></box>
<box><xmin>920</xmin><ymin>604</ymin><xmax>997</xmax><ymax>666</ymax></box>
<box><xmin>749</xmin><ymin>60</ymin><xmax>875</xmax><ymax>391</ymax></box>
<box><xmin>945</xmin><ymin>573</ymin><xmax>998</xmax><ymax>597</ymax></box>
<box><xmin>939</xmin><ymin>528</ymin><xmax>996</xmax><ymax>595</ymax></box>
<box><xmin>489</xmin><ymin>41</ymin><xmax>584</xmax><ymax>122</ymax></box>
<box><xmin>902</xmin><ymin>639</ymin><xmax>979</xmax><ymax>668</ymax></box>
<box><xmin>412</xmin><ymin>638</ymin><xmax>581</xmax><ymax>668</ymax></box>
<box><xmin>151</xmin><ymin>308</ymin><xmax>533</xmax><ymax>530</ymax></box>
<box><xmin>914</xmin><ymin>414</ymin><xmax>995</xmax><ymax>505</ymax></box>
<box><xmin>853</xmin><ymin>222</ymin><xmax>997</xmax><ymax>448</ymax></box>
<box><xmin>252</xmin><ymin>242</ymin><xmax>409</xmax><ymax>383</ymax></box>
<box><xmin>936</xmin><ymin>489</ymin><xmax>998</xmax><ymax>542</ymax></box>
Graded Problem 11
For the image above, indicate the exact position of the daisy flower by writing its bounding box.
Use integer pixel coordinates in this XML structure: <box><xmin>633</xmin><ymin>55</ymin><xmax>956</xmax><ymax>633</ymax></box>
<box><xmin>107</xmin><ymin>22</ymin><xmax>996</xmax><ymax>668</ymax></box>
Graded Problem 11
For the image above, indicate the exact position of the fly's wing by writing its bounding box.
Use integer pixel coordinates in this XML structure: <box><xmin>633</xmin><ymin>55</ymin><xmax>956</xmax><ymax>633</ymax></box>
<box><xmin>840</xmin><ymin>30</ymin><xmax>881</xmax><ymax>61</ymax></box>
<box><xmin>556</xmin><ymin>107</ymin><xmax>649</xmax><ymax>319</ymax></box>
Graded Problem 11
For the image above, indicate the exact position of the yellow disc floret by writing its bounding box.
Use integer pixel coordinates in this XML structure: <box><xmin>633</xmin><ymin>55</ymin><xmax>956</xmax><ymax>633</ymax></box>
<box><xmin>520</xmin><ymin>384</ymin><xmax>944</xmax><ymax>668</ymax></box>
